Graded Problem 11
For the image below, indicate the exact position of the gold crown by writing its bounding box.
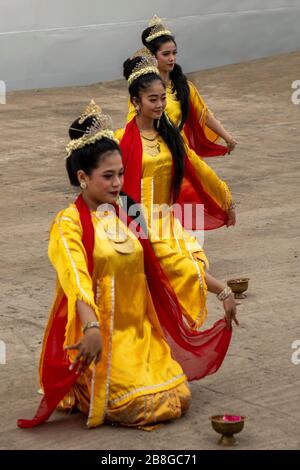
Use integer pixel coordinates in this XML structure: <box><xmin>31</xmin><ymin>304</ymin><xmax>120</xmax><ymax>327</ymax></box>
<box><xmin>66</xmin><ymin>100</ymin><xmax>118</xmax><ymax>158</ymax></box>
<box><xmin>145</xmin><ymin>15</ymin><xmax>172</xmax><ymax>43</ymax></box>
<box><xmin>131</xmin><ymin>46</ymin><xmax>155</xmax><ymax>60</ymax></box>
<box><xmin>127</xmin><ymin>55</ymin><xmax>159</xmax><ymax>85</ymax></box>
<box><xmin>78</xmin><ymin>99</ymin><xmax>102</xmax><ymax>124</ymax></box>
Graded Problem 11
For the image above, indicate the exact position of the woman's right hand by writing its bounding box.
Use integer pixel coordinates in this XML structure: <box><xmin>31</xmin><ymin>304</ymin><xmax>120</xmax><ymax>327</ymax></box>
<box><xmin>226</xmin><ymin>137</ymin><xmax>237</xmax><ymax>154</ymax></box>
<box><xmin>223</xmin><ymin>293</ymin><xmax>239</xmax><ymax>329</ymax></box>
<box><xmin>65</xmin><ymin>328</ymin><xmax>103</xmax><ymax>374</ymax></box>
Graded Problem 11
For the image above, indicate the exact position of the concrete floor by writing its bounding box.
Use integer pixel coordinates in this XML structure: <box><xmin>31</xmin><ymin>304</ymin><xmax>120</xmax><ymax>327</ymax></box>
<box><xmin>0</xmin><ymin>51</ymin><xmax>300</xmax><ymax>450</ymax></box>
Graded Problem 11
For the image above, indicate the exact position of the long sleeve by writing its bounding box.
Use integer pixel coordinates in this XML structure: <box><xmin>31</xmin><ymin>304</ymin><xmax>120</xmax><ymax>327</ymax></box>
<box><xmin>48</xmin><ymin>208</ymin><xmax>99</xmax><ymax>344</ymax></box>
<box><xmin>149</xmin><ymin>230</ymin><xmax>208</xmax><ymax>329</ymax></box>
<box><xmin>185</xmin><ymin>144</ymin><xmax>231</xmax><ymax>212</ymax></box>
<box><xmin>188</xmin><ymin>81</ymin><xmax>219</xmax><ymax>143</ymax></box>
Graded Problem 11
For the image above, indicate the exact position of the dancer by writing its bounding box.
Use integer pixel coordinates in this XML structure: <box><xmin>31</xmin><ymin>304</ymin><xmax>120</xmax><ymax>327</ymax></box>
<box><xmin>118</xmin><ymin>56</ymin><xmax>235</xmax><ymax>271</ymax></box>
<box><xmin>18</xmin><ymin>102</ymin><xmax>238</xmax><ymax>430</ymax></box>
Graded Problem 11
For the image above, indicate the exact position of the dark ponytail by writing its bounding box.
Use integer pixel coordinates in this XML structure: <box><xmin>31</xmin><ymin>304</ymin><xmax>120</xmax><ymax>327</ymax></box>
<box><xmin>155</xmin><ymin>114</ymin><xmax>185</xmax><ymax>201</ymax></box>
<box><xmin>169</xmin><ymin>64</ymin><xmax>190</xmax><ymax>130</ymax></box>
<box><xmin>141</xmin><ymin>29</ymin><xmax>190</xmax><ymax>129</ymax></box>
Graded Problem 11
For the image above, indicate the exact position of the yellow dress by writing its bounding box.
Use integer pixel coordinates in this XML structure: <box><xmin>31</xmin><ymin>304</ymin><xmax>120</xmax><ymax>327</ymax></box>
<box><xmin>115</xmin><ymin>128</ymin><xmax>231</xmax><ymax>271</ymax></box>
<box><xmin>127</xmin><ymin>80</ymin><xmax>220</xmax><ymax>146</ymax></box>
<box><xmin>43</xmin><ymin>204</ymin><xmax>207</xmax><ymax>428</ymax></box>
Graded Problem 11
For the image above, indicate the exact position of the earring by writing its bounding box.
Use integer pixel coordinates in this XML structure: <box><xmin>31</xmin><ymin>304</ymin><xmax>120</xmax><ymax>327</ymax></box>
<box><xmin>116</xmin><ymin>194</ymin><xmax>123</xmax><ymax>207</ymax></box>
<box><xmin>80</xmin><ymin>181</ymin><xmax>87</xmax><ymax>190</ymax></box>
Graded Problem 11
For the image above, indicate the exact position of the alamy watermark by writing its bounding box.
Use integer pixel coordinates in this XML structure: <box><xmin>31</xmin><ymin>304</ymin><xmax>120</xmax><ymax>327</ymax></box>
<box><xmin>291</xmin><ymin>340</ymin><xmax>300</xmax><ymax>365</ymax></box>
<box><xmin>0</xmin><ymin>80</ymin><xmax>6</xmax><ymax>104</ymax></box>
<box><xmin>0</xmin><ymin>340</ymin><xmax>6</xmax><ymax>364</ymax></box>
<box><xmin>291</xmin><ymin>80</ymin><xmax>300</xmax><ymax>105</ymax></box>
<box><xmin>95</xmin><ymin>199</ymin><xmax>205</xmax><ymax>246</ymax></box>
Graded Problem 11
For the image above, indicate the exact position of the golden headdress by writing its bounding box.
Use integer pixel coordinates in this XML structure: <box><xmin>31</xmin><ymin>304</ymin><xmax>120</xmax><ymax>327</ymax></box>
<box><xmin>78</xmin><ymin>99</ymin><xmax>101</xmax><ymax>124</ymax></box>
<box><xmin>131</xmin><ymin>46</ymin><xmax>155</xmax><ymax>60</ymax></box>
<box><xmin>145</xmin><ymin>15</ymin><xmax>172</xmax><ymax>43</ymax></box>
<box><xmin>66</xmin><ymin>100</ymin><xmax>118</xmax><ymax>158</ymax></box>
<box><xmin>127</xmin><ymin>53</ymin><xmax>159</xmax><ymax>85</ymax></box>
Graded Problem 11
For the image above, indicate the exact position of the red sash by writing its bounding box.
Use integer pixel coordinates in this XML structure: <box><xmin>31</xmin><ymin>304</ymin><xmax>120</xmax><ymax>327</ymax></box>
<box><xmin>184</xmin><ymin>101</ymin><xmax>228</xmax><ymax>157</ymax></box>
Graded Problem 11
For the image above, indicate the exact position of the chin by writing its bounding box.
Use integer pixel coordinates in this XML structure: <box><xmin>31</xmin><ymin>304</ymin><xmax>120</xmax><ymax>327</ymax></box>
<box><xmin>97</xmin><ymin>195</ymin><xmax>117</xmax><ymax>206</ymax></box>
<box><xmin>107</xmin><ymin>195</ymin><xmax>118</xmax><ymax>204</ymax></box>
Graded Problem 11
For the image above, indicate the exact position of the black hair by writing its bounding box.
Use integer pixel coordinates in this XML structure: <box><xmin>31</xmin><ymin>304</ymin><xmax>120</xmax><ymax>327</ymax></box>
<box><xmin>141</xmin><ymin>28</ymin><xmax>190</xmax><ymax>130</ymax></box>
<box><xmin>123</xmin><ymin>57</ymin><xmax>185</xmax><ymax>201</ymax></box>
<box><xmin>66</xmin><ymin>115</ymin><xmax>121</xmax><ymax>186</ymax></box>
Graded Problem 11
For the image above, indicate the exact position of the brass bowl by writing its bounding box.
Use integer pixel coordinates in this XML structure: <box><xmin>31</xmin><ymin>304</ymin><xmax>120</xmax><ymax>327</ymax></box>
<box><xmin>210</xmin><ymin>415</ymin><xmax>245</xmax><ymax>446</ymax></box>
<box><xmin>227</xmin><ymin>278</ymin><xmax>250</xmax><ymax>299</ymax></box>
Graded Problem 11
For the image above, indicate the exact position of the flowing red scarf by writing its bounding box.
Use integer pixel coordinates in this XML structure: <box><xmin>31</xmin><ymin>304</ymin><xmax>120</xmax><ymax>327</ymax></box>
<box><xmin>18</xmin><ymin>195</ymin><xmax>231</xmax><ymax>428</ymax></box>
<box><xmin>120</xmin><ymin>118</ymin><xmax>228</xmax><ymax>230</ymax></box>
<box><xmin>184</xmin><ymin>101</ymin><xmax>228</xmax><ymax>157</ymax></box>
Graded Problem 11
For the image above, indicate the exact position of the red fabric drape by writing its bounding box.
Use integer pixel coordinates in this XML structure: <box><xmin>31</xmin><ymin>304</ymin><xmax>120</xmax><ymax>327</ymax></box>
<box><xmin>184</xmin><ymin>101</ymin><xmax>228</xmax><ymax>157</ymax></box>
<box><xmin>120</xmin><ymin>118</ymin><xmax>228</xmax><ymax>230</ymax></box>
<box><xmin>176</xmin><ymin>158</ymin><xmax>228</xmax><ymax>230</ymax></box>
<box><xmin>119</xmin><ymin>119</ymin><xmax>143</xmax><ymax>203</ymax></box>
<box><xmin>17</xmin><ymin>196</ymin><xmax>94</xmax><ymax>428</ymax></box>
<box><xmin>18</xmin><ymin>195</ymin><xmax>231</xmax><ymax>429</ymax></box>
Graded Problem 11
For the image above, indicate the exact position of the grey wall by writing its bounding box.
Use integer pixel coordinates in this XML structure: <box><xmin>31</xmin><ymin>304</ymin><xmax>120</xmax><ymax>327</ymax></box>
<box><xmin>1</xmin><ymin>1</ymin><xmax>300</xmax><ymax>91</ymax></box>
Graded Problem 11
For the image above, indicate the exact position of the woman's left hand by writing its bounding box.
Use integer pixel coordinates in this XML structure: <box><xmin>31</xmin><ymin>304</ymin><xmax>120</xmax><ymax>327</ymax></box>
<box><xmin>223</xmin><ymin>294</ymin><xmax>239</xmax><ymax>329</ymax></box>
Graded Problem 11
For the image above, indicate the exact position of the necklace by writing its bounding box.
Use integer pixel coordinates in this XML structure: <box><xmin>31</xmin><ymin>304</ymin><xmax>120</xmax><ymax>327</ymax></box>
<box><xmin>106</xmin><ymin>227</ymin><xmax>135</xmax><ymax>254</ymax></box>
<box><xmin>166</xmin><ymin>80</ymin><xmax>174</xmax><ymax>92</ymax></box>
<box><xmin>141</xmin><ymin>134</ymin><xmax>161</xmax><ymax>157</ymax></box>
<box><xmin>140</xmin><ymin>130</ymin><xmax>159</xmax><ymax>141</ymax></box>
<box><xmin>140</xmin><ymin>134</ymin><xmax>158</xmax><ymax>142</ymax></box>
<box><xmin>96</xmin><ymin>212</ymin><xmax>135</xmax><ymax>254</ymax></box>
<box><xmin>166</xmin><ymin>81</ymin><xmax>178</xmax><ymax>101</ymax></box>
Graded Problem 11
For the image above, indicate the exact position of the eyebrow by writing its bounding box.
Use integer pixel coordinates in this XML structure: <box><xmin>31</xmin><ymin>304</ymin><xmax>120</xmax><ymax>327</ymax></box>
<box><xmin>161</xmin><ymin>49</ymin><xmax>177</xmax><ymax>53</ymax></box>
<box><xmin>102</xmin><ymin>169</ymin><xmax>124</xmax><ymax>174</ymax></box>
<box><xmin>147</xmin><ymin>93</ymin><xmax>166</xmax><ymax>98</ymax></box>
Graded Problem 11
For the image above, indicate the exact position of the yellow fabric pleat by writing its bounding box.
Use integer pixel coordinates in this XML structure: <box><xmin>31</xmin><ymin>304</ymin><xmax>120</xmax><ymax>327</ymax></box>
<box><xmin>105</xmin><ymin>381</ymin><xmax>191</xmax><ymax>429</ymax></box>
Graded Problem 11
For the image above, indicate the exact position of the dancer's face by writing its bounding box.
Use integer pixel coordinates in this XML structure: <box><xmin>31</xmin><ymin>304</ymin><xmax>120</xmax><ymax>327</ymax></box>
<box><xmin>136</xmin><ymin>80</ymin><xmax>166</xmax><ymax>120</ymax></box>
<box><xmin>156</xmin><ymin>41</ymin><xmax>177</xmax><ymax>74</ymax></box>
<box><xmin>77</xmin><ymin>150</ymin><xmax>124</xmax><ymax>205</ymax></box>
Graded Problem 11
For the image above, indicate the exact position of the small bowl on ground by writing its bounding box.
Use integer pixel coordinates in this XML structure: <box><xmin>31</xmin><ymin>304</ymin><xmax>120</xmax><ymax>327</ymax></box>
<box><xmin>210</xmin><ymin>414</ymin><xmax>246</xmax><ymax>446</ymax></box>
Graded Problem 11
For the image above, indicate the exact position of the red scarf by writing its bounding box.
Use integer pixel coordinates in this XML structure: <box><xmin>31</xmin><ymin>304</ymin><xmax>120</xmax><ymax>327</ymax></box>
<box><xmin>184</xmin><ymin>100</ymin><xmax>228</xmax><ymax>157</ymax></box>
<box><xmin>120</xmin><ymin>118</ymin><xmax>228</xmax><ymax>230</ymax></box>
<box><xmin>18</xmin><ymin>195</ymin><xmax>231</xmax><ymax>428</ymax></box>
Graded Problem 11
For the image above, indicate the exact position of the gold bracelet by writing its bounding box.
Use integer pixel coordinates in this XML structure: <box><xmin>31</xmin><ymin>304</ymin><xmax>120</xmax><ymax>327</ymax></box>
<box><xmin>82</xmin><ymin>321</ymin><xmax>100</xmax><ymax>334</ymax></box>
<box><xmin>217</xmin><ymin>286</ymin><xmax>233</xmax><ymax>301</ymax></box>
